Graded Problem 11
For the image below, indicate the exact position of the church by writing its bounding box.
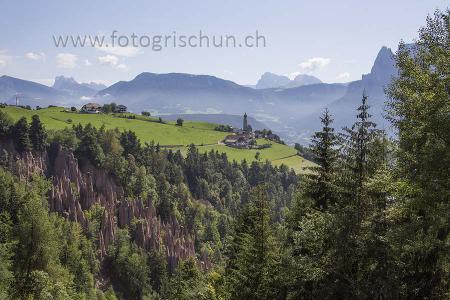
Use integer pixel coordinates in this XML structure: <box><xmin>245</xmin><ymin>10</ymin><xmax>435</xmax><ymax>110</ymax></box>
<box><xmin>223</xmin><ymin>113</ymin><xmax>255</xmax><ymax>148</ymax></box>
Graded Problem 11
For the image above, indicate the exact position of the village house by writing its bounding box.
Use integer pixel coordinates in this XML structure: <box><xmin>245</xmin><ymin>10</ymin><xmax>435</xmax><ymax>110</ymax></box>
<box><xmin>223</xmin><ymin>132</ymin><xmax>255</xmax><ymax>148</ymax></box>
<box><xmin>223</xmin><ymin>113</ymin><xmax>256</xmax><ymax>148</ymax></box>
<box><xmin>81</xmin><ymin>103</ymin><xmax>102</xmax><ymax>114</ymax></box>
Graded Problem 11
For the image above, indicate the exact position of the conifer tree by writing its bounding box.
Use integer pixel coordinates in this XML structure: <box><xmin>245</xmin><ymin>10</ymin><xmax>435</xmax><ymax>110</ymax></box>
<box><xmin>12</xmin><ymin>117</ymin><xmax>31</xmax><ymax>152</ymax></box>
<box><xmin>29</xmin><ymin>115</ymin><xmax>47</xmax><ymax>152</ymax></box>
<box><xmin>339</xmin><ymin>92</ymin><xmax>380</xmax><ymax>216</ymax></box>
<box><xmin>119</xmin><ymin>130</ymin><xmax>141</xmax><ymax>159</ymax></box>
<box><xmin>306</xmin><ymin>108</ymin><xmax>339</xmax><ymax>209</ymax></box>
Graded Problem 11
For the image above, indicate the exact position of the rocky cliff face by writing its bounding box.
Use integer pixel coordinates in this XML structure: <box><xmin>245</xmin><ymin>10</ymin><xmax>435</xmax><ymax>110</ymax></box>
<box><xmin>0</xmin><ymin>141</ymin><xmax>205</xmax><ymax>269</ymax></box>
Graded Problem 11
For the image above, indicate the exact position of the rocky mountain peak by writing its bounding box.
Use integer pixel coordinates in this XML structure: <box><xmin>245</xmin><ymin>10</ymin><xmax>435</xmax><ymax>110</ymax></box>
<box><xmin>52</xmin><ymin>75</ymin><xmax>78</xmax><ymax>89</ymax></box>
<box><xmin>256</xmin><ymin>72</ymin><xmax>291</xmax><ymax>89</ymax></box>
<box><xmin>366</xmin><ymin>46</ymin><xmax>397</xmax><ymax>84</ymax></box>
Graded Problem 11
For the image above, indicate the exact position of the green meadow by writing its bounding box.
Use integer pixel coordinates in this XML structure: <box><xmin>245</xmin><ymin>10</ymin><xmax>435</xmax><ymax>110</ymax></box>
<box><xmin>1</xmin><ymin>106</ymin><xmax>313</xmax><ymax>173</ymax></box>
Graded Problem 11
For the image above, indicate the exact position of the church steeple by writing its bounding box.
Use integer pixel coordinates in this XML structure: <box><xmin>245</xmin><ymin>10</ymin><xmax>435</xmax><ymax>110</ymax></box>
<box><xmin>243</xmin><ymin>112</ymin><xmax>248</xmax><ymax>132</ymax></box>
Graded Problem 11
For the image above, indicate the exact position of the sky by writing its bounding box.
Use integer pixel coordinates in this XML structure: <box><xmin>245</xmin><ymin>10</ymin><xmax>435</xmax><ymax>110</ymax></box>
<box><xmin>0</xmin><ymin>0</ymin><xmax>447</xmax><ymax>86</ymax></box>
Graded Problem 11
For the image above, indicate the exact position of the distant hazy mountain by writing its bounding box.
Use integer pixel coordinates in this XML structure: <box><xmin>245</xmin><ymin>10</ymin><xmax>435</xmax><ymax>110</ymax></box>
<box><xmin>159</xmin><ymin>113</ymin><xmax>268</xmax><ymax>130</ymax></box>
<box><xmin>292</xmin><ymin>46</ymin><xmax>397</xmax><ymax>142</ymax></box>
<box><xmin>285</xmin><ymin>74</ymin><xmax>322</xmax><ymax>88</ymax></box>
<box><xmin>96</xmin><ymin>72</ymin><xmax>260</xmax><ymax>115</ymax></box>
<box><xmin>93</xmin><ymin>71</ymin><xmax>346</xmax><ymax>130</ymax></box>
<box><xmin>326</xmin><ymin>46</ymin><xmax>396</xmax><ymax>128</ymax></box>
<box><xmin>0</xmin><ymin>45</ymin><xmax>399</xmax><ymax>144</ymax></box>
<box><xmin>82</xmin><ymin>81</ymin><xmax>107</xmax><ymax>91</ymax></box>
<box><xmin>52</xmin><ymin>76</ymin><xmax>106</xmax><ymax>98</ymax></box>
<box><xmin>254</xmin><ymin>72</ymin><xmax>322</xmax><ymax>89</ymax></box>
<box><xmin>255</xmin><ymin>72</ymin><xmax>291</xmax><ymax>89</ymax></box>
<box><xmin>0</xmin><ymin>75</ymin><xmax>67</xmax><ymax>107</ymax></box>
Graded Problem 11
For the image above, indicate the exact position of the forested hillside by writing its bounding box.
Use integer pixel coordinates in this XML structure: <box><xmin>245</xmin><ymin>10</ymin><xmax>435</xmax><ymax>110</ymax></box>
<box><xmin>0</xmin><ymin>9</ymin><xmax>448</xmax><ymax>300</ymax></box>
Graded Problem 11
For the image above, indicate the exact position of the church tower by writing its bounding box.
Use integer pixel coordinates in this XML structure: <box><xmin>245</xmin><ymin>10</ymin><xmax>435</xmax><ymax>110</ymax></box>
<box><xmin>243</xmin><ymin>112</ymin><xmax>248</xmax><ymax>132</ymax></box>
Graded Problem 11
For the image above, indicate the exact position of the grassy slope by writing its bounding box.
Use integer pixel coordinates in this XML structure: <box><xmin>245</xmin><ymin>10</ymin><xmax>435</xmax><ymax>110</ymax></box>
<box><xmin>194</xmin><ymin>142</ymin><xmax>315</xmax><ymax>173</ymax></box>
<box><xmin>1</xmin><ymin>106</ymin><xmax>313</xmax><ymax>173</ymax></box>
<box><xmin>2</xmin><ymin>106</ymin><xmax>226</xmax><ymax>146</ymax></box>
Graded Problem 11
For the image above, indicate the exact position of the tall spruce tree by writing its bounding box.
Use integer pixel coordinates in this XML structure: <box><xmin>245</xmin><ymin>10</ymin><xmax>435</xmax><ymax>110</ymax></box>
<box><xmin>119</xmin><ymin>130</ymin><xmax>141</xmax><ymax>159</ymax></box>
<box><xmin>316</xmin><ymin>93</ymin><xmax>386</xmax><ymax>298</ymax></box>
<box><xmin>29</xmin><ymin>115</ymin><xmax>47</xmax><ymax>152</ymax></box>
<box><xmin>307</xmin><ymin>108</ymin><xmax>339</xmax><ymax>209</ymax></box>
<box><xmin>12</xmin><ymin>117</ymin><xmax>31</xmax><ymax>152</ymax></box>
<box><xmin>339</xmin><ymin>91</ymin><xmax>380</xmax><ymax>216</ymax></box>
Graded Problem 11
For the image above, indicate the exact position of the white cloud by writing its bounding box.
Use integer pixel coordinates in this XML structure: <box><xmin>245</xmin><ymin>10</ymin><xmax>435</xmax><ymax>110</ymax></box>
<box><xmin>84</xmin><ymin>59</ymin><xmax>92</xmax><ymax>66</ymax></box>
<box><xmin>56</xmin><ymin>53</ymin><xmax>78</xmax><ymax>68</ymax></box>
<box><xmin>95</xmin><ymin>45</ymin><xmax>141</xmax><ymax>57</ymax></box>
<box><xmin>298</xmin><ymin>57</ymin><xmax>330</xmax><ymax>73</ymax></box>
<box><xmin>97</xmin><ymin>54</ymin><xmax>119</xmax><ymax>67</ymax></box>
<box><xmin>80</xmin><ymin>96</ymin><xmax>93</xmax><ymax>100</ymax></box>
<box><xmin>25</xmin><ymin>52</ymin><xmax>46</xmax><ymax>61</ymax></box>
<box><xmin>337</xmin><ymin>72</ymin><xmax>350</xmax><ymax>80</ymax></box>
<box><xmin>0</xmin><ymin>50</ymin><xmax>12</xmax><ymax>68</ymax></box>
<box><xmin>116</xmin><ymin>63</ymin><xmax>128</xmax><ymax>71</ymax></box>
<box><xmin>97</xmin><ymin>55</ymin><xmax>128</xmax><ymax>71</ymax></box>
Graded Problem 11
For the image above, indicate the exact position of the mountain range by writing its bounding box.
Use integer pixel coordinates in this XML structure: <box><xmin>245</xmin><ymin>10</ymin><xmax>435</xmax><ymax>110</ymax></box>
<box><xmin>0</xmin><ymin>76</ymin><xmax>107</xmax><ymax>106</ymax></box>
<box><xmin>0</xmin><ymin>46</ymin><xmax>397</xmax><ymax>144</ymax></box>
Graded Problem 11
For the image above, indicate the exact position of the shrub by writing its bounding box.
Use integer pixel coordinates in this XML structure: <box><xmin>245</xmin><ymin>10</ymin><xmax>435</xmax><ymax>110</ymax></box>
<box><xmin>215</xmin><ymin>125</ymin><xmax>233</xmax><ymax>132</ymax></box>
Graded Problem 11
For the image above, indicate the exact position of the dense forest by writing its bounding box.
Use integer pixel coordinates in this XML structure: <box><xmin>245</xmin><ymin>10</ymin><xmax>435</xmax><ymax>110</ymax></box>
<box><xmin>0</xmin><ymin>10</ymin><xmax>449</xmax><ymax>300</ymax></box>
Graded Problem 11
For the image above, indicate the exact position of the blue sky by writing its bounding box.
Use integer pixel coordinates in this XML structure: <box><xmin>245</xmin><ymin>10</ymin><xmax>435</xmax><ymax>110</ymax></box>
<box><xmin>0</xmin><ymin>0</ymin><xmax>447</xmax><ymax>86</ymax></box>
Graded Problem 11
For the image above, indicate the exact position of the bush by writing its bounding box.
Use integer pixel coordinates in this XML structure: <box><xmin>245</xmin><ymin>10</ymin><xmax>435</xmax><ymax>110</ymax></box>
<box><xmin>142</xmin><ymin>111</ymin><xmax>151</xmax><ymax>117</ymax></box>
<box><xmin>257</xmin><ymin>143</ymin><xmax>271</xmax><ymax>149</ymax></box>
<box><xmin>102</xmin><ymin>103</ymin><xmax>117</xmax><ymax>114</ymax></box>
<box><xmin>71</xmin><ymin>107</ymin><xmax>77</xmax><ymax>112</ymax></box>
<box><xmin>215</xmin><ymin>125</ymin><xmax>233</xmax><ymax>132</ymax></box>
<box><xmin>176</xmin><ymin>118</ymin><xmax>184</xmax><ymax>126</ymax></box>
<box><xmin>48</xmin><ymin>128</ymin><xmax>79</xmax><ymax>150</ymax></box>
